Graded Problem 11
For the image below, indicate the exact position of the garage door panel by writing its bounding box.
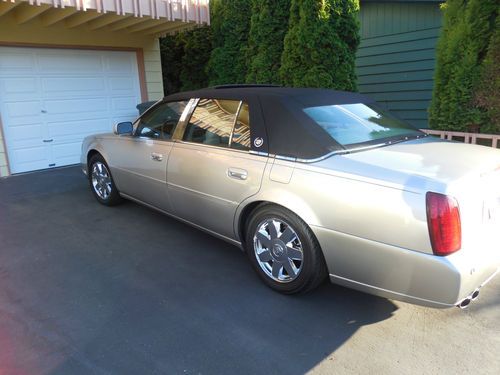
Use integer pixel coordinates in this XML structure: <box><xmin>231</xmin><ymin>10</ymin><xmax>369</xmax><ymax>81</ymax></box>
<box><xmin>1</xmin><ymin>47</ymin><xmax>141</xmax><ymax>174</ymax></box>
<box><xmin>0</xmin><ymin>52</ymin><xmax>36</xmax><ymax>75</ymax></box>
<box><xmin>44</xmin><ymin>98</ymin><xmax>108</xmax><ymax>115</ymax></box>
<box><xmin>104</xmin><ymin>54</ymin><xmax>136</xmax><ymax>74</ymax></box>
<box><xmin>8</xmin><ymin>124</ymin><xmax>44</xmax><ymax>144</ymax></box>
<box><xmin>37</xmin><ymin>53</ymin><xmax>103</xmax><ymax>74</ymax></box>
<box><xmin>48</xmin><ymin>119</ymin><xmax>109</xmax><ymax>138</ymax></box>
<box><xmin>4</xmin><ymin>101</ymin><xmax>41</xmax><ymax>116</ymax></box>
<box><xmin>1</xmin><ymin>78</ymin><xmax>38</xmax><ymax>96</ymax></box>
<box><xmin>3</xmin><ymin>101</ymin><xmax>44</xmax><ymax>124</ymax></box>
<box><xmin>12</xmin><ymin>146</ymin><xmax>47</xmax><ymax>162</ymax></box>
<box><xmin>42</xmin><ymin>77</ymin><xmax>106</xmax><ymax>97</ymax></box>
<box><xmin>51</xmin><ymin>142</ymin><xmax>82</xmax><ymax>166</ymax></box>
<box><xmin>9</xmin><ymin>145</ymin><xmax>50</xmax><ymax>173</ymax></box>
<box><xmin>109</xmin><ymin>77</ymin><xmax>135</xmax><ymax>92</ymax></box>
<box><xmin>111</xmin><ymin>96</ymin><xmax>139</xmax><ymax>112</ymax></box>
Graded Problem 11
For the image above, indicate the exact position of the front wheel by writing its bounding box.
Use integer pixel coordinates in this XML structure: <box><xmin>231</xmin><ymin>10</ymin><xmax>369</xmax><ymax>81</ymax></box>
<box><xmin>245</xmin><ymin>204</ymin><xmax>327</xmax><ymax>294</ymax></box>
<box><xmin>88</xmin><ymin>154</ymin><xmax>123</xmax><ymax>206</ymax></box>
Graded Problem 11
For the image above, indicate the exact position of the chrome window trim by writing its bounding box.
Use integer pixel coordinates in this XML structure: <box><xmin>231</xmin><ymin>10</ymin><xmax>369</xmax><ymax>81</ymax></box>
<box><xmin>114</xmin><ymin>133</ymin><xmax>176</xmax><ymax>145</ymax></box>
<box><xmin>249</xmin><ymin>150</ymin><xmax>269</xmax><ymax>157</ymax></box>
<box><xmin>175</xmin><ymin>139</ymin><xmax>266</xmax><ymax>158</ymax></box>
<box><xmin>172</xmin><ymin>98</ymin><xmax>200</xmax><ymax>140</ymax></box>
<box><xmin>293</xmin><ymin>134</ymin><xmax>429</xmax><ymax>163</ymax></box>
<box><xmin>228</xmin><ymin>101</ymin><xmax>243</xmax><ymax>149</ymax></box>
<box><xmin>275</xmin><ymin>155</ymin><xmax>297</xmax><ymax>162</ymax></box>
<box><xmin>133</xmin><ymin>136</ymin><xmax>175</xmax><ymax>144</ymax></box>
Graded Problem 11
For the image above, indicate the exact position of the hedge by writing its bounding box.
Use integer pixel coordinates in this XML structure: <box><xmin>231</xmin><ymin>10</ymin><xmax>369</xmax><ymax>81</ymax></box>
<box><xmin>429</xmin><ymin>0</ymin><xmax>499</xmax><ymax>133</ymax></box>
<box><xmin>279</xmin><ymin>0</ymin><xmax>360</xmax><ymax>90</ymax></box>
<box><xmin>206</xmin><ymin>0</ymin><xmax>251</xmax><ymax>86</ymax></box>
<box><xmin>246</xmin><ymin>0</ymin><xmax>291</xmax><ymax>84</ymax></box>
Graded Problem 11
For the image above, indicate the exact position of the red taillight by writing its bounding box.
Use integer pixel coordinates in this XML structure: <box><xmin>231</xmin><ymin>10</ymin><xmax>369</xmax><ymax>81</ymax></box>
<box><xmin>426</xmin><ymin>192</ymin><xmax>462</xmax><ymax>256</ymax></box>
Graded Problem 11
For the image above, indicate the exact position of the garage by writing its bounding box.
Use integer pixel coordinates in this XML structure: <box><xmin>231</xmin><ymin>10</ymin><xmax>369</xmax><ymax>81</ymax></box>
<box><xmin>0</xmin><ymin>47</ymin><xmax>142</xmax><ymax>174</ymax></box>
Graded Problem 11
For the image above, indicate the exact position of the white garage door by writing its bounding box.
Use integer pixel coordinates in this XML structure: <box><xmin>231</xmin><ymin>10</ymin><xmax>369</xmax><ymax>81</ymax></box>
<box><xmin>0</xmin><ymin>47</ymin><xmax>142</xmax><ymax>174</ymax></box>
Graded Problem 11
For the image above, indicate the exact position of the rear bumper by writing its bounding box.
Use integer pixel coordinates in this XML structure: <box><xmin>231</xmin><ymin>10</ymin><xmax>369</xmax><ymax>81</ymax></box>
<box><xmin>312</xmin><ymin>225</ymin><xmax>500</xmax><ymax>308</ymax></box>
<box><xmin>81</xmin><ymin>163</ymin><xmax>88</xmax><ymax>176</ymax></box>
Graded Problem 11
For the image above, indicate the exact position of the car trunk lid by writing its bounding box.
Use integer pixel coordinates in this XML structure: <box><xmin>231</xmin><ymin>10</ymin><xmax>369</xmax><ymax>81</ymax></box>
<box><xmin>320</xmin><ymin>136</ymin><xmax>500</xmax><ymax>256</ymax></box>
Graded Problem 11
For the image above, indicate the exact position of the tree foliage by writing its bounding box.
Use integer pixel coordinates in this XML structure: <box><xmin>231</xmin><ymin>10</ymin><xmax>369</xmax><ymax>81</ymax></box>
<box><xmin>279</xmin><ymin>0</ymin><xmax>360</xmax><ymax>90</ymax></box>
<box><xmin>206</xmin><ymin>0</ymin><xmax>252</xmax><ymax>86</ymax></box>
<box><xmin>179</xmin><ymin>26</ymin><xmax>212</xmax><ymax>91</ymax></box>
<box><xmin>473</xmin><ymin>16</ymin><xmax>500</xmax><ymax>134</ymax></box>
<box><xmin>160</xmin><ymin>0</ymin><xmax>361</xmax><ymax>93</ymax></box>
<box><xmin>159</xmin><ymin>26</ymin><xmax>212</xmax><ymax>95</ymax></box>
<box><xmin>246</xmin><ymin>0</ymin><xmax>291</xmax><ymax>84</ymax></box>
<box><xmin>429</xmin><ymin>0</ymin><xmax>499</xmax><ymax>133</ymax></box>
<box><xmin>160</xmin><ymin>35</ymin><xmax>184</xmax><ymax>95</ymax></box>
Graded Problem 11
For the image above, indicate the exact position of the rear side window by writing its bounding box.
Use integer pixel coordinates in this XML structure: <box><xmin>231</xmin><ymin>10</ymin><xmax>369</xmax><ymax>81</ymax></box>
<box><xmin>136</xmin><ymin>101</ymin><xmax>188</xmax><ymax>139</ymax></box>
<box><xmin>183</xmin><ymin>99</ymin><xmax>250</xmax><ymax>150</ymax></box>
<box><xmin>303</xmin><ymin>103</ymin><xmax>421</xmax><ymax>147</ymax></box>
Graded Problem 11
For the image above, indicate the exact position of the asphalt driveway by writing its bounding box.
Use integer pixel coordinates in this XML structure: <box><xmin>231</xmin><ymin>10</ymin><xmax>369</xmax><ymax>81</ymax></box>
<box><xmin>0</xmin><ymin>167</ymin><xmax>499</xmax><ymax>375</ymax></box>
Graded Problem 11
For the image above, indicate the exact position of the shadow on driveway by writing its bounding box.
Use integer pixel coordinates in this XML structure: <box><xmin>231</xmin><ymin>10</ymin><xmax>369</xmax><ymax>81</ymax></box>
<box><xmin>0</xmin><ymin>167</ymin><xmax>397</xmax><ymax>374</ymax></box>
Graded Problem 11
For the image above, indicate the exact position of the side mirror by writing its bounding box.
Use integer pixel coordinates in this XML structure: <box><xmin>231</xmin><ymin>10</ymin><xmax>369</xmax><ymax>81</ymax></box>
<box><xmin>113</xmin><ymin>122</ymin><xmax>133</xmax><ymax>135</ymax></box>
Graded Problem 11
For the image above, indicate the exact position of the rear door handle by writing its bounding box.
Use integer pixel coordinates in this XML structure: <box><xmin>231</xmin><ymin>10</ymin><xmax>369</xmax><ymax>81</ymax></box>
<box><xmin>228</xmin><ymin>168</ymin><xmax>247</xmax><ymax>180</ymax></box>
<box><xmin>151</xmin><ymin>152</ymin><xmax>163</xmax><ymax>161</ymax></box>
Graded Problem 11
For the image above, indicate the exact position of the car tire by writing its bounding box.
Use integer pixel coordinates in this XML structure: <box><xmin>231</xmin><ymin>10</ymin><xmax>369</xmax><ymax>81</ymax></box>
<box><xmin>88</xmin><ymin>154</ymin><xmax>123</xmax><ymax>206</ymax></box>
<box><xmin>245</xmin><ymin>204</ymin><xmax>327</xmax><ymax>294</ymax></box>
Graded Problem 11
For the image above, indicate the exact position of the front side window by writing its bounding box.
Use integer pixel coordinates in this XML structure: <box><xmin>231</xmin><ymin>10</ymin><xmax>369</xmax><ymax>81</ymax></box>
<box><xmin>303</xmin><ymin>103</ymin><xmax>422</xmax><ymax>147</ymax></box>
<box><xmin>136</xmin><ymin>101</ymin><xmax>188</xmax><ymax>140</ymax></box>
<box><xmin>183</xmin><ymin>99</ymin><xmax>242</xmax><ymax>148</ymax></box>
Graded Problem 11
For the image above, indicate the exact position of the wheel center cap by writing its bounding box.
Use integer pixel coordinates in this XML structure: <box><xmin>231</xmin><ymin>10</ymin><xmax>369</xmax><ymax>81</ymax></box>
<box><xmin>271</xmin><ymin>241</ymin><xmax>286</xmax><ymax>259</ymax></box>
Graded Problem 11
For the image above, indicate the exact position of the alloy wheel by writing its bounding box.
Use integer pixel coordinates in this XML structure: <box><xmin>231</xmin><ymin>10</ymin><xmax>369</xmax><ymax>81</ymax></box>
<box><xmin>253</xmin><ymin>218</ymin><xmax>304</xmax><ymax>283</ymax></box>
<box><xmin>91</xmin><ymin>161</ymin><xmax>112</xmax><ymax>200</ymax></box>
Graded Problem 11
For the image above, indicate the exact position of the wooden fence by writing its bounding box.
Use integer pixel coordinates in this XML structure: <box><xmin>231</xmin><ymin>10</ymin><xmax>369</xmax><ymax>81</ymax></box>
<box><xmin>420</xmin><ymin>129</ymin><xmax>500</xmax><ymax>149</ymax></box>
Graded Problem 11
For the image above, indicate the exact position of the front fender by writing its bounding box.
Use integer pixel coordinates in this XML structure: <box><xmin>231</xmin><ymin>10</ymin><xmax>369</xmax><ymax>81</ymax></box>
<box><xmin>81</xmin><ymin>136</ymin><xmax>112</xmax><ymax>174</ymax></box>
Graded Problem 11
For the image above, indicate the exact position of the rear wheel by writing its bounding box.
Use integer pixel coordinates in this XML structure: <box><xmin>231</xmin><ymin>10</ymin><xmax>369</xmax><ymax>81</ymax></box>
<box><xmin>88</xmin><ymin>154</ymin><xmax>123</xmax><ymax>206</ymax></box>
<box><xmin>245</xmin><ymin>204</ymin><xmax>327</xmax><ymax>294</ymax></box>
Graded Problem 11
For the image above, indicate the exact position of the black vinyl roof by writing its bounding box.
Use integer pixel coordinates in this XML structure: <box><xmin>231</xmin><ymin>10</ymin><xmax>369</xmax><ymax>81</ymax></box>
<box><xmin>166</xmin><ymin>86</ymin><xmax>372</xmax><ymax>105</ymax></box>
<box><xmin>164</xmin><ymin>87</ymin><xmax>376</xmax><ymax>159</ymax></box>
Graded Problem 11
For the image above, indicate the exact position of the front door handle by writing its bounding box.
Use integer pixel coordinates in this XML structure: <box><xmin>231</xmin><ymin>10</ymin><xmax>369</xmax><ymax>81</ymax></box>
<box><xmin>228</xmin><ymin>168</ymin><xmax>247</xmax><ymax>180</ymax></box>
<box><xmin>151</xmin><ymin>152</ymin><xmax>163</xmax><ymax>162</ymax></box>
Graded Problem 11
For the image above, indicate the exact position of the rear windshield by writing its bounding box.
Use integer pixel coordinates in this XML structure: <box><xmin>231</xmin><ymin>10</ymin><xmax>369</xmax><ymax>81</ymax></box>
<box><xmin>303</xmin><ymin>103</ymin><xmax>422</xmax><ymax>148</ymax></box>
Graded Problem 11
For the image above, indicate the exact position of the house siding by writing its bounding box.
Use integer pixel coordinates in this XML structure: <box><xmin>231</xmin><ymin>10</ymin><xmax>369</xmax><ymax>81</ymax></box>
<box><xmin>356</xmin><ymin>1</ymin><xmax>443</xmax><ymax>128</ymax></box>
<box><xmin>143</xmin><ymin>39</ymin><xmax>164</xmax><ymax>101</ymax></box>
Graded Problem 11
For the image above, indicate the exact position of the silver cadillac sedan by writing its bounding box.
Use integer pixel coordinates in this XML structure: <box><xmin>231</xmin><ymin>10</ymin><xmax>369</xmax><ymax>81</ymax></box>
<box><xmin>81</xmin><ymin>85</ymin><xmax>500</xmax><ymax>309</ymax></box>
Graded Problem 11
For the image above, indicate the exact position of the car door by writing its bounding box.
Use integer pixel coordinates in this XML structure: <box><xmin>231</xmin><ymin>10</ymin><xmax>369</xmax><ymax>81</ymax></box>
<box><xmin>167</xmin><ymin>99</ymin><xmax>269</xmax><ymax>240</ymax></box>
<box><xmin>107</xmin><ymin>100</ymin><xmax>189</xmax><ymax>212</ymax></box>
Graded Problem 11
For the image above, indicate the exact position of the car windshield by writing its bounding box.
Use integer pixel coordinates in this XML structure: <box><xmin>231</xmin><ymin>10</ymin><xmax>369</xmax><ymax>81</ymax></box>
<box><xmin>303</xmin><ymin>103</ymin><xmax>422</xmax><ymax>148</ymax></box>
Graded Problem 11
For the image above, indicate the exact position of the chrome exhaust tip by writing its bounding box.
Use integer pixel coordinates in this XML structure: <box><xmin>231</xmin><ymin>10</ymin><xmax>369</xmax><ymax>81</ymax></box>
<box><xmin>457</xmin><ymin>288</ymin><xmax>481</xmax><ymax>309</ymax></box>
<box><xmin>457</xmin><ymin>298</ymin><xmax>472</xmax><ymax>309</ymax></box>
<box><xmin>471</xmin><ymin>289</ymin><xmax>480</xmax><ymax>301</ymax></box>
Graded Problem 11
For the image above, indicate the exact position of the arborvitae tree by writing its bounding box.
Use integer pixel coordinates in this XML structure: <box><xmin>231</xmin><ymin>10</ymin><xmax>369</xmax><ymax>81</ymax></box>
<box><xmin>160</xmin><ymin>26</ymin><xmax>212</xmax><ymax>95</ymax></box>
<box><xmin>429</xmin><ymin>0</ymin><xmax>499</xmax><ymax>132</ymax></box>
<box><xmin>246</xmin><ymin>0</ymin><xmax>291</xmax><ymax>84</ymax></box>
<box><xmin>279</xmin><ymin>0</ymin><xmax>360</xmax><ymax>90</ymax></box>
<box><xmin>474</xmin><ymin>17</ymin><xmax>500</xmax><ymax>134</ymax></box>
<box><xmin>207</xmin><ymin>0</ymin><xmax>252</xmax><ymax>86</ymax></box>
<box><xmin>160</xmin><ymin>35</ymin><xmax>184</xmax><ymax>95</ymax></box>
<box><xmin>180</xmin><ymin>26</ymin><xmax>212</xmax><ymax>91</ymax></box>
